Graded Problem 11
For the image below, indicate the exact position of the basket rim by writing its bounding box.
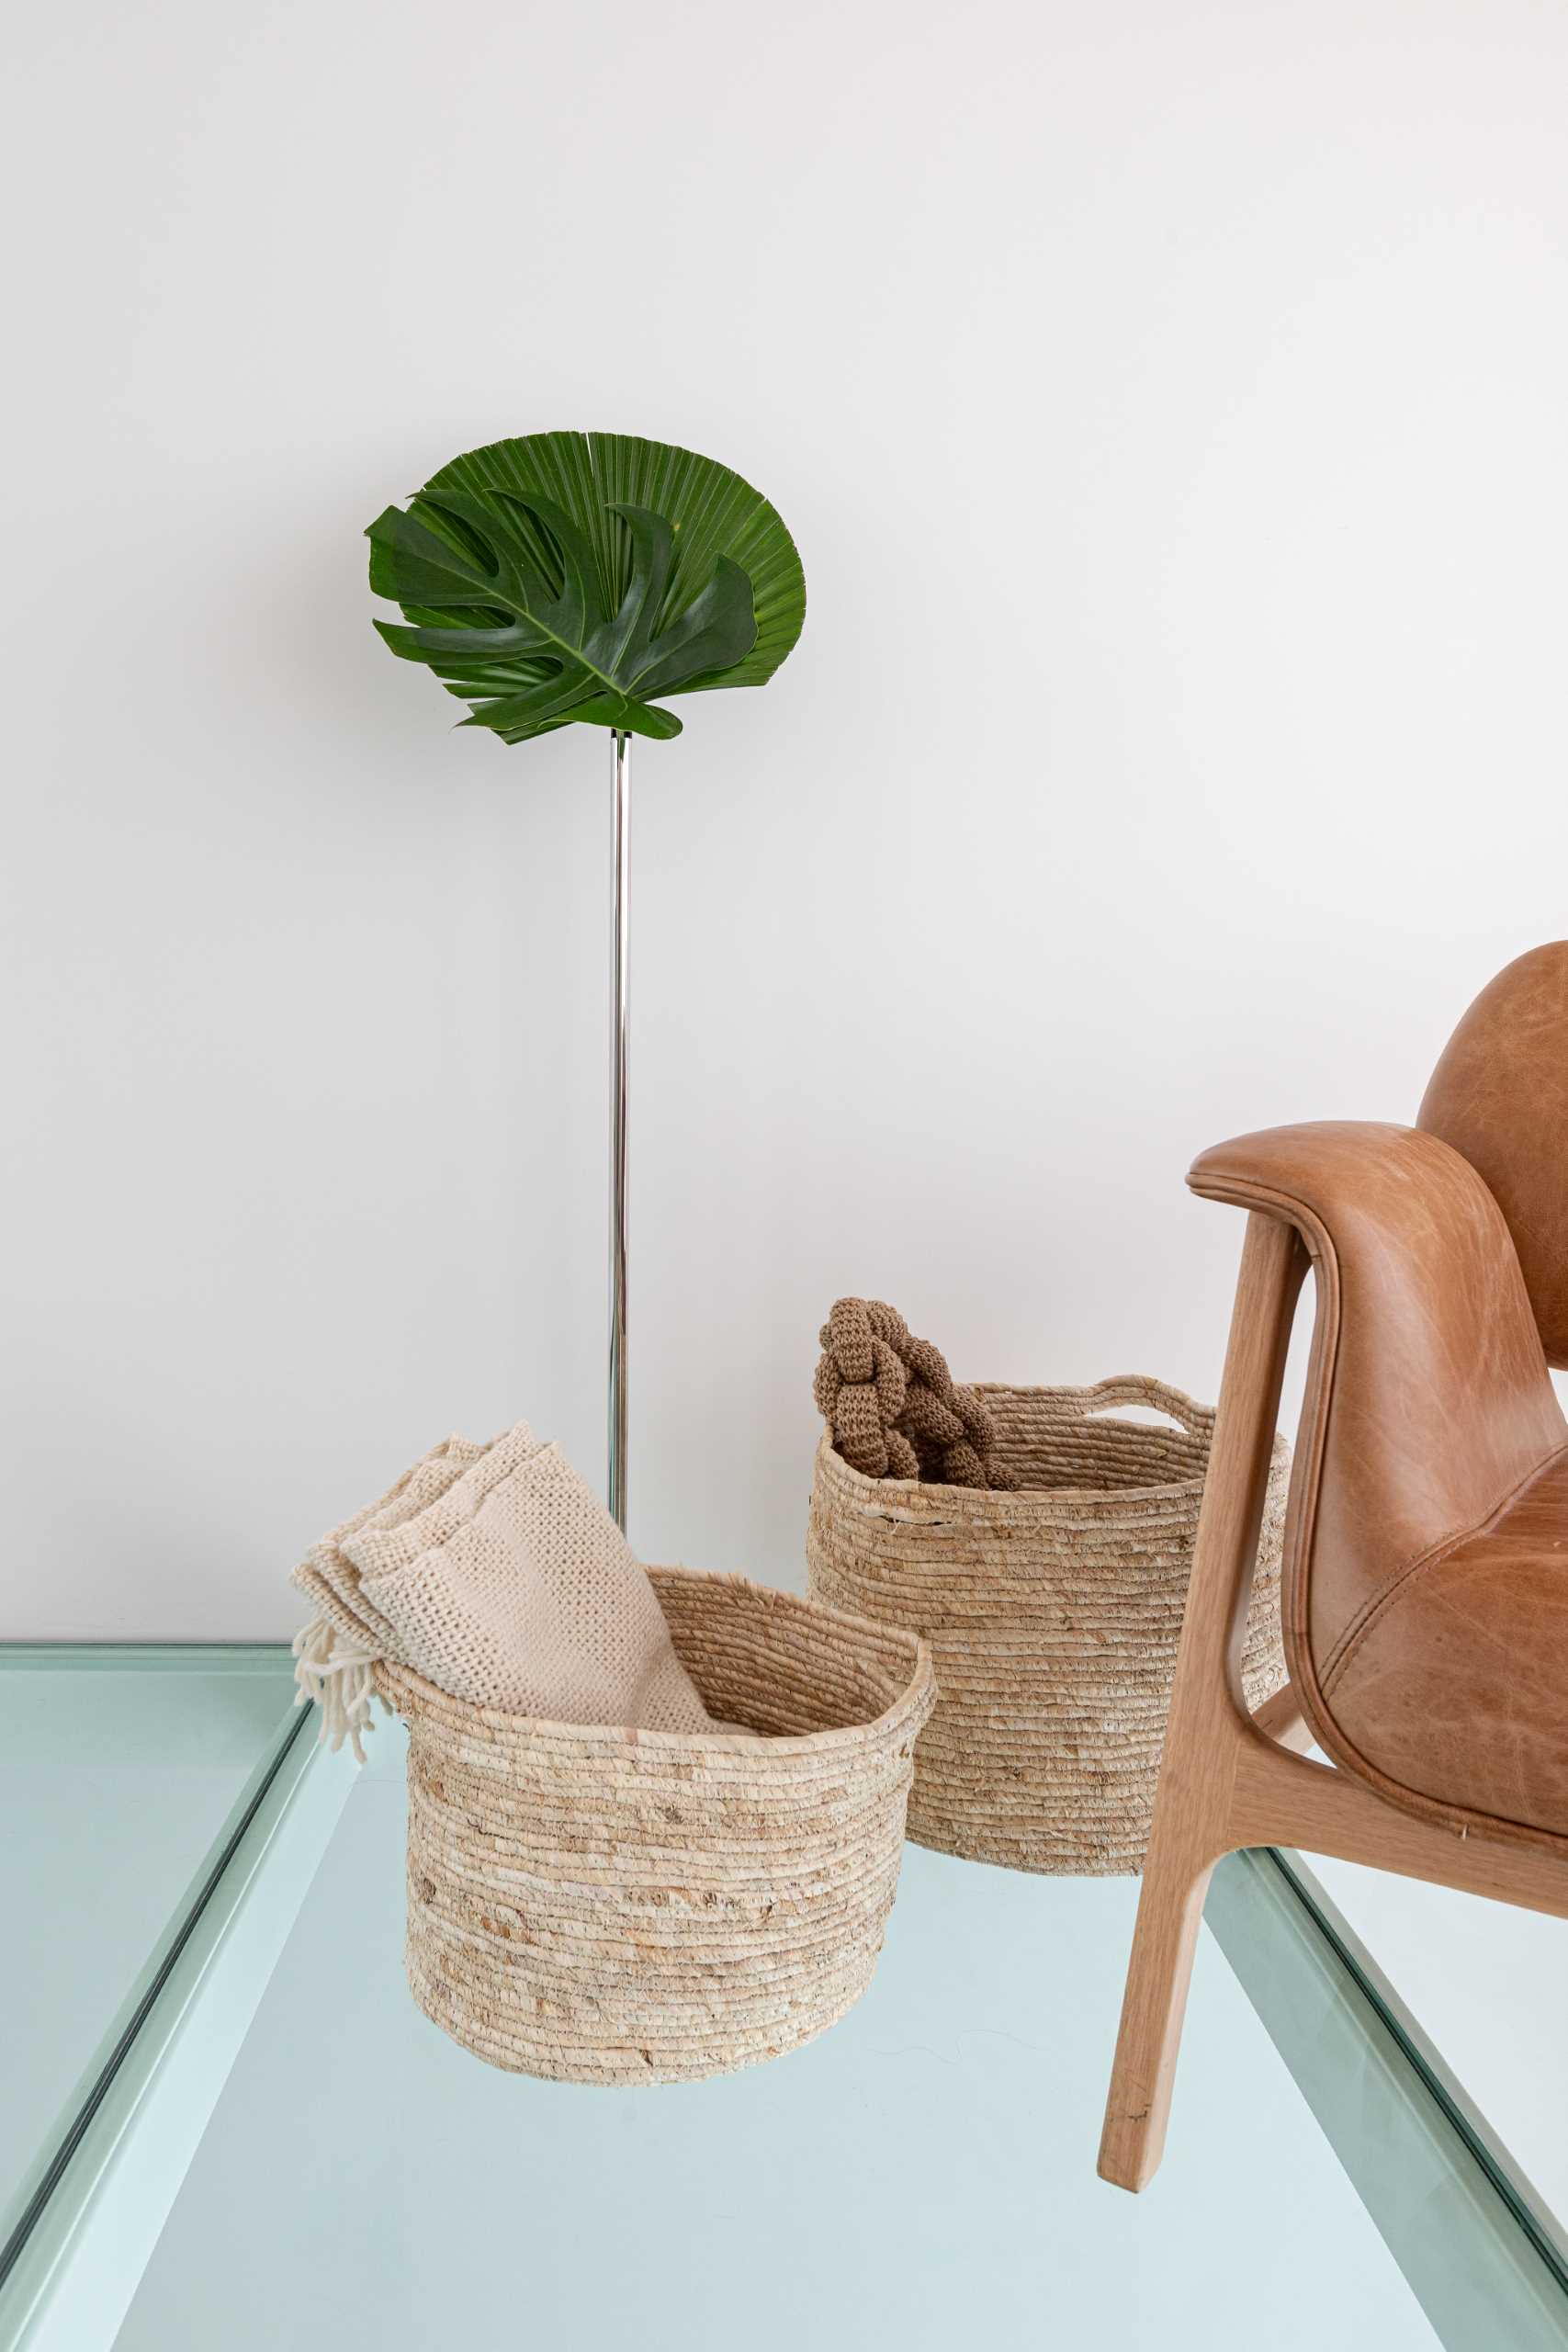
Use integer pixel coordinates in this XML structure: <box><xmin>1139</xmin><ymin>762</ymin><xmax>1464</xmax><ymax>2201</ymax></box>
<box><xmin>812</xmin><ymin>1396</ymin><xmax>1289</xmax><ymax>1510</ymax></box>
<box><xmin>374</xmin><ymin>1562</ymin><xmax>935</xmax><ymax>1758</ymax></box>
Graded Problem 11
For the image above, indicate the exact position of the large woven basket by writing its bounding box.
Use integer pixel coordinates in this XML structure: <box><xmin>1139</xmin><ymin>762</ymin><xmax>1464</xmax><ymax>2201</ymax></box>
<box><xmin>374</xmin><ymin>1566</ymin><xmax>934</xmax><ymax>2085</ymax></box>
<box><xmin>806</xmin><ymin>1374</ymin><xmax>1288</xmax><ymax>1875</ymax></box>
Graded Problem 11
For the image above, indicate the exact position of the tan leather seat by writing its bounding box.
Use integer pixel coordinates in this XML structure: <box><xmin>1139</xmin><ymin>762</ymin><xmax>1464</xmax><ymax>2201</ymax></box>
<box><xmin>1324</xmin><ymin>1451</ymin><xmax>1568</xmax><ymax>1840</ymax></box>
<box><xmin>1187</xmin><ymin>942</ymin><xmax>1568</xmax><ymax>1856</ymax></box>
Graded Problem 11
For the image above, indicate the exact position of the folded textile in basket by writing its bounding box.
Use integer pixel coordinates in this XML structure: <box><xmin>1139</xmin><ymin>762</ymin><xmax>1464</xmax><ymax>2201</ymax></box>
<box><xmin>291</xmin><ymin>1420</ymin><xmax>716</xmax><ymax>1758</ymax></box>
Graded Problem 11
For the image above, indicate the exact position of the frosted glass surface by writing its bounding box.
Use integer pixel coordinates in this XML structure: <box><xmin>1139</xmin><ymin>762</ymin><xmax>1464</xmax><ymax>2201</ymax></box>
<box><xmin>1</xmin><ymin>1653</ymin><xmax>294</xmax><ymax>2222</ymax></box>
<box><xmin>1314</xmin><ymin>1854</ymin><xmax>1568</xmax><ymax>2235</ymax></box>
<box><xmin>116</xmin><ymin>1737</ymin><xmax>1434</xmax><ymax>2352</ymax></box>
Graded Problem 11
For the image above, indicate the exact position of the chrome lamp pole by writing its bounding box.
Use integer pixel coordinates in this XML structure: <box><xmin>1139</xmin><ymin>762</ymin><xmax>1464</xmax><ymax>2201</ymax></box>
<box><xmin>607</xmin><ymin>729</ymin><xmax>631</xmax><ymax>1531</ymax></box>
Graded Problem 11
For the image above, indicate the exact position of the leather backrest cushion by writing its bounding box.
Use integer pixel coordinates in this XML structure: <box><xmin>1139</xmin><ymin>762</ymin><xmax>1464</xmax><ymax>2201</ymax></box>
<box><xmin>1418</xmin><ymin>943</ymin><xmax>1568</xmax><ymax>1370</ymax></box>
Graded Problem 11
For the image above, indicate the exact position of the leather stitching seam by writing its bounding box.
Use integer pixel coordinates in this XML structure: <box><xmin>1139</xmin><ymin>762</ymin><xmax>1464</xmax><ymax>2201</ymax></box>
<box><xmin>1320</xmin><ymin>1438</ymin><xmax>1568</xmax><ymax>1697</ymax></box>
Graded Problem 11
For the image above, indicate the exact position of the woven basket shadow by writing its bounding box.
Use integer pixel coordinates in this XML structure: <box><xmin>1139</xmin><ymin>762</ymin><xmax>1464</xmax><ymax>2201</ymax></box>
<box><xmin>807</xmin><ymin>1374</ymin><xmax>1288</xmax><ymax>1876</ymax></box>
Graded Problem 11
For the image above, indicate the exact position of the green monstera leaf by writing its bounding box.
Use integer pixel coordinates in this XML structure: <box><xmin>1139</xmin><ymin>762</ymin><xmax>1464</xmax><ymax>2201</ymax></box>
<box><xmin>367</xmin><ymin>431</ymin><xmax>806</xmax><ymax>745</ymax></box>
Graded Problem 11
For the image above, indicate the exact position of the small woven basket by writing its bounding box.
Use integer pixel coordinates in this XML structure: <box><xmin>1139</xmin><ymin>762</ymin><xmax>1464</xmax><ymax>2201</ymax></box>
<box><xmin>806</xmin><ymin>1374</ymin><xmax>1288</xmax><ymax>1875</ymax></box>
<box><xmin>375</xmin><ymin>1566</ymin><xmax>934</xmax><ymax>2085</ymax></box>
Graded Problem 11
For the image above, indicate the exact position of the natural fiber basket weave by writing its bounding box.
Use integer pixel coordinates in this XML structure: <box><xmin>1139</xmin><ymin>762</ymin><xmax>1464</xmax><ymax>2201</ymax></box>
<box><xmin>375</xmin><ymin>1566</ymin><xmax>935</xmax><ymax>2084</ymax></box>
<box><xmin>806</xmin><ymin>1375</ymin><xmax>1288</xmax><ymax>1875</ymax></box>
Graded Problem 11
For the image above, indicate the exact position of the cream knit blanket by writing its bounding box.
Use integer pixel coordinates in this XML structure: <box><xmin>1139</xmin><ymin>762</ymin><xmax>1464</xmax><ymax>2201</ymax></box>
<box><xmin>291</xmin><ymin>1422</ymin><xmax>716</xmax><ymax>1757</ymax></box>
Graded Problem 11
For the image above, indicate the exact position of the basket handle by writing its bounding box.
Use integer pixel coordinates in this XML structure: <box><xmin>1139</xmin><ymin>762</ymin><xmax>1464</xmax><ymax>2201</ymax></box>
<box><xmin>1073</xmin><ymin>1374</ymin><xmax>1213</xmax><ymax>1433</ymax></box>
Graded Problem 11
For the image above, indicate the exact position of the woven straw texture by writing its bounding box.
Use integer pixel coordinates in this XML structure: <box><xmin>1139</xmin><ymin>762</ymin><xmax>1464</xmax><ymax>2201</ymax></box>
<box><xmin>807</xmin><ymin>1375</ymin><xmax>1288</xmax><ymax>1875</ymax></box>
<box><xmin>377</xmin><ymin>1566</ymin><xmax>935</xmax><ymax>2084</ymax></box>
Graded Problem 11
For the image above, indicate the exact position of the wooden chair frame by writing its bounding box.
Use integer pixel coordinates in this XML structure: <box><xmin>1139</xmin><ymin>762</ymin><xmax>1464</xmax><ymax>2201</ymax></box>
<box><xmin>1098</xmin><ymin>1211</ymin><xmax>1568</xmax><ymax>2193</ymax></box>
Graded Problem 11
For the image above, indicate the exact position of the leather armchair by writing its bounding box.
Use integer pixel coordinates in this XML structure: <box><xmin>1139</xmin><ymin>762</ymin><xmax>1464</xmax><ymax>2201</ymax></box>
<box><xmin>1100</xmin><ymin>944</ymin><xmax>1568</xmax><ymax>2191</ymax></box>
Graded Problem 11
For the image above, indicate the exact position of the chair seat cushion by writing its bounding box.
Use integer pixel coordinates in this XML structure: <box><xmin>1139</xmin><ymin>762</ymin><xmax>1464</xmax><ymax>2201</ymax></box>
<box><xmin>1326</xmin><ymin>1449</ymin><xmax>1568</xmax><ymax>1843</ymax></box>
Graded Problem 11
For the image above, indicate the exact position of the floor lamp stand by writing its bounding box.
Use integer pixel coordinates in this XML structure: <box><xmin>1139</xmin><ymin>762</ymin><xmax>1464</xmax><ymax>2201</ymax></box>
<box><xmin>607</xmin><ymin>729</ymin><xmax>631</xmax><ymax>1532</ymax></box>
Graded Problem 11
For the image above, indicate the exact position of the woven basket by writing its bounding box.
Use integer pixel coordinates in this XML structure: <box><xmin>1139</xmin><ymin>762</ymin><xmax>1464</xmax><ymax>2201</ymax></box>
<box><xmin>374</xmin><ymin>1566</ymin><xmax>935</xmax><ymax>2085</ymax></box>
<box><xmin>806</xmin><ymin>1374</ymin><xmax>1288</xmax><ymax>1876</ymax></box>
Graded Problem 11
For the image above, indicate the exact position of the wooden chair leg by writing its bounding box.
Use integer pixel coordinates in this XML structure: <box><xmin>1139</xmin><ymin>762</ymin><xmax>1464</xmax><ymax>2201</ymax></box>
<box><xmin>1098</xmin><ymin>1214</ymin><xmax>1305</xmax><ymax>2191</ymax></box>
<box><xmin>1096</xmin><ymin>1810</ymin><xmax>1224</xmax><ymax>2191</ymax></box>
<box><xmin>1095</xmin><ymin>1691</ymin><xmax>1314</xmax><ymax>2189</ymax></box>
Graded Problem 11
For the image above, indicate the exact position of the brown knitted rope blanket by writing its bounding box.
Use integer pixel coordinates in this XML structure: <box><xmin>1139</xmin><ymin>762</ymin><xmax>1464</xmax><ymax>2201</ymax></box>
<box><xmin>812</xmin><ymin>1298</ymin><xmax>1016</xmax><ymax>1490</ymax></box>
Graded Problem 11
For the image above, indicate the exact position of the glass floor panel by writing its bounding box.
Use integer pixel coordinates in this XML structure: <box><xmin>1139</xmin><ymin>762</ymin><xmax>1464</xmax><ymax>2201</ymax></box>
<box><xmin>0</xmin><ymin>1647</ymin><xmax>297</xmax><ymax>2256</ymax></box>
<box><xmin>114</xmin><ymin>1726</ymin><xmax>1433</xmax><ymax>2352</ymax></box>
<box><xmin>6</xmin><ymin>1654</ymin><xmax>1565</xmax><ymax>2350</ymax></box>
<box><xmin>1313</xmin><ymin>1856</ymin><xmax>1568</xmax><ymax>2233</ymax></box>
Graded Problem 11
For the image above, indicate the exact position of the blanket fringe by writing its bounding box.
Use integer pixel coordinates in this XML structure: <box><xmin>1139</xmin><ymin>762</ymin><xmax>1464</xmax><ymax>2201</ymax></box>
<box><xmin>292</xmin><ymin>1616</ymin><xmax>383</xmax><ymax>1763</ymax></box>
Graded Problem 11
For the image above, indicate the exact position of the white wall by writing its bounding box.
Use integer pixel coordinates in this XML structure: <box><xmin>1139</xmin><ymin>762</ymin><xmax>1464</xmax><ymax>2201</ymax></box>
<box><xmin>5</xmin><ymin>0</ymin><xmax>1568</xmax><ymax>1637</ymax></box>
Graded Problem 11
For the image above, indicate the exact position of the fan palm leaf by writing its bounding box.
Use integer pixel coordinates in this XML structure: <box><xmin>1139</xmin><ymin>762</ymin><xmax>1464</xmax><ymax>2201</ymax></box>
<box><xmin>367</xmin><ymin>431</ymin><xmax>805</xmax><ymax>745</ymax></box>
